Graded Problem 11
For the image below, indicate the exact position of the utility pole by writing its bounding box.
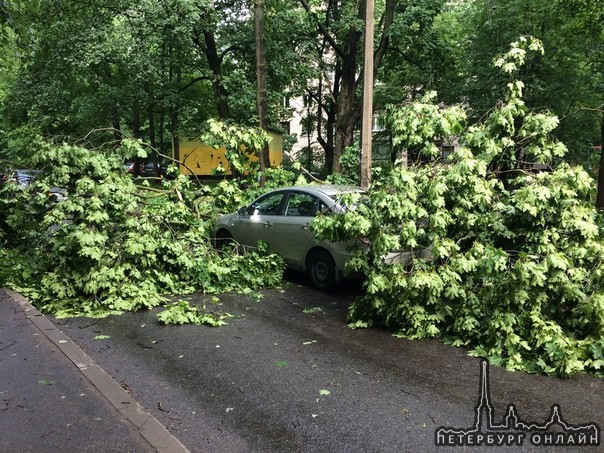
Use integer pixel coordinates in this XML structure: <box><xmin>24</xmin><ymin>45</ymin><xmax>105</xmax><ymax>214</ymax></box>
<box><xmin>360</xmin><ymin>0</ymin><xmax>375</xmax><ymax>189</ymax></box>
<box><xmin>596</xmin><ymin>111</ymin><xmax>604</xmax><ymax>210</ymax></box>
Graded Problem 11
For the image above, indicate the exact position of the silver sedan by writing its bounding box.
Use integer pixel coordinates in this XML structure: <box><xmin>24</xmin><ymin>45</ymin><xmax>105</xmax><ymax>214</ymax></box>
<box><xmin>213</xmin><ymin>185</ymin><xmax>363</xmax><ymax>290</ymax></box>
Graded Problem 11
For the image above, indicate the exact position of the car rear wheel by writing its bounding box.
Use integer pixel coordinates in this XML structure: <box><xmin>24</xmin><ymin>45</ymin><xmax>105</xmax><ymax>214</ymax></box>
<box><xmin>307</xmin><ymin>249</ymin><xmax>336</xmax><ymax>291</ymax></box>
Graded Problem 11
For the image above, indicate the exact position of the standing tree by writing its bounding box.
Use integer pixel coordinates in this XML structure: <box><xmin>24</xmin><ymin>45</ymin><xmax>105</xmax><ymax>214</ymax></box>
<box><xmin>0</xmin><ymin>0</ymin><xmax>208</xmax><ymax>152</ymax></box>
<box><xmin>298</xmin><ymin>0</ymin><xmax>453</xmax><ymax>175</ymax></box>
<box><xmin>436</xmin><ymin>0</ymin><xmax>604</xmax><ymax>160</ymax></box>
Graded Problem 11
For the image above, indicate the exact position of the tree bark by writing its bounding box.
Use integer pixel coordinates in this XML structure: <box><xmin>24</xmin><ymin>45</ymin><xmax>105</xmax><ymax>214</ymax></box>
<box><xmin>147</xmin><ymin>87</ymin><xmax>161</xmax><ymax>177</ymax></box>
<box><xmin>332</xmin><ymin>26</ymin><xmax>362</xmax><ymax>174</ymax></box>
<box><xmin>203</xmin><ymin>31</ymin><xmax>231</xmax><ymax>120</ymax></box>
<box><xmin>111</xmin><ymin>108</ymin><xmax>122</xmax><ymax>146</ymax></box>
<box><xmin>255</xmin><ymin>0</ymin><xmax>270</xmax><ymax>179</ymax></box>
<box><xmin>131</xmin><ymin>102</ymin><xmax>143</xmax><ymax>176</ymax></box>
<box><xmin>170</xmin><ymin>59</ymin><xmax>181</xmax><ymax>166</ymax></box>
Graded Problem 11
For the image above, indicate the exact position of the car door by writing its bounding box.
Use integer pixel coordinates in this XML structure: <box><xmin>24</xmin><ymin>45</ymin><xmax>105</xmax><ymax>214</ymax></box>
<box><xmin>272</xmin><ymin>191</ymin><xmax>324</xmax><ymax>269</ymax></box>
<box><xmin>230</xmin><ymin>191</ymin><xmax>286</xmax><ymax>251</ymax></box>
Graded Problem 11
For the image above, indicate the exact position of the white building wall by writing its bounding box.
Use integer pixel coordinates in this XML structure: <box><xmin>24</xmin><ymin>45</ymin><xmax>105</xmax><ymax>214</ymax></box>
<box><xmin>286</xmin><ymin>95</ymin><xmax>321</xmax><ymax>156</ymax></box>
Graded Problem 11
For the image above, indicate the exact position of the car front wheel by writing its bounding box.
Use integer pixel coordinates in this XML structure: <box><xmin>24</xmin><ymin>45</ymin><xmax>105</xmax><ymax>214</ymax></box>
<box><xmin>215</xmin><ymin>229</ymin><xmax>234</xmax><ymax>251</ymax></box>
<box><xmin>307</xmin><ymin>249</ymin><xmax>336</xmax><ymax>291</ymax></box>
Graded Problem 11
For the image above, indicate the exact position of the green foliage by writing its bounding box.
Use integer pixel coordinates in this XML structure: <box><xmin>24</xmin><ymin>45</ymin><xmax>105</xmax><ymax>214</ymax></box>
<box><xmin>0</xmin><ymin>246</ymin><xmax>12</xmax><ymax>285</ymax></box>
<box><xmin>493</xmin><ymin>36</ymin><xmax>544</xmax><ymax>75</ymax></box>
<box><xmin>0</xmin><ymin>138</ymin><xmax>285</xmax><ymax>321</ymax></box>
<box><xmin>196</xmin><ymin>164</ymin><xmax>302</xmax><ymax>217</ymax></box>
<box><xmin>326</xmin><ymin>146</ymin><xmax>361</xmax><ymax>185</ymax></box>
<box><xmin>263</xmin><ymin>166</ymin><xmax>305</xmax><ymax>190</ymax></box>
<box><xmin>201</xmin><ymin>119</ymin><xmax>270</xmax><ymax>176</ymax></box>
<box><xmin>313</xmin><ymin>38</ymin><xmax>604</xmax><ymax>377</ymax></box>
<box><xmin>2</xmin><ymin>124</ymin><xmax>45</xmax><ymax>161</ymax></box>
<box><xmin>435</xmin><ymin>0</ymin><xmax>603</xmax><ymax>158</ymax></box>
<box><xmin>157</xmin><ymin>300</ymin><xmax>231</xmax><ymax>327</ymax></box>
<box><xmin>386</xmin><ymin>91</ymin><xmax>466</xmax><ymax>162</ymax></box>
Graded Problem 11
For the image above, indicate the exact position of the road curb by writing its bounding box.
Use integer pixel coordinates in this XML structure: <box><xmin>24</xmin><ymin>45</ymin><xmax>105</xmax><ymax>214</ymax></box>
<box><xmin>4</xmin><ymin>288</ymin><xmax>190</xmax><ymax>453</ymax></box>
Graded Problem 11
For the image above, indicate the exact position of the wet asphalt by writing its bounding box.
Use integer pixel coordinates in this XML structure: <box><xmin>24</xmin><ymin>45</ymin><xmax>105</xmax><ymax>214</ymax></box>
<box><xmin>2</xmin><ymin>276</ymin><xmax>603</xmax><ymax>452</ymax></box>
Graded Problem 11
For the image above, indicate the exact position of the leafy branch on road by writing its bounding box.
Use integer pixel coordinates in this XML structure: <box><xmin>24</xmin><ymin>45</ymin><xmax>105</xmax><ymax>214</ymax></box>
<box><xmin>0</xmin><ymin>127</ymin><xmax>288</xmax><ymax>323</ymax></box>
<box><xmin>157</xmin><ymin>300</ymin><xmax>232</xmax><ymax>326</ymax></box>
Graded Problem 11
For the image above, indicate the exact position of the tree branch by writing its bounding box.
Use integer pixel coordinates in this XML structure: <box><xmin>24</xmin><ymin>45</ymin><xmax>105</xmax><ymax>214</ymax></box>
<box><xmin>283</xmin><ymin>150</ymin><xmax>324</xmax><ymax>183</ymax></box>
<box><xmin>299</xmin><ymin>0</ymin><xmax>344</xmax><ymax>59</ymax></box>
<box><xmin>373</xmin><ymin>0</ymin><xmax>395</xmax><ymax>77</ymax></box>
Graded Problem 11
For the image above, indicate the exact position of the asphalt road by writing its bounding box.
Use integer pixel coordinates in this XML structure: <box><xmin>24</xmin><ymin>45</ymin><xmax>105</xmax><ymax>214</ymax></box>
<box><xmin>51</xmin><ymin>279</ymin><xmax>603</xmax><ymax>452</ymax></box>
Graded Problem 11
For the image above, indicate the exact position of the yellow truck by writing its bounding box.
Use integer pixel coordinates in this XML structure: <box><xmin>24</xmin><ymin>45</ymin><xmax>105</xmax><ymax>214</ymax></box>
<box><xmin>174</xmin><ymin>131</ymin><xmax>283</xmax><ymax>176</ymax></box>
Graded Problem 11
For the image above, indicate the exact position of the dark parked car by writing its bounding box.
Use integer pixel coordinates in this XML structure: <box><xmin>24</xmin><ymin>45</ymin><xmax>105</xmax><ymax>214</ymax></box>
<box><xmin>142</xmin><ymin>162</ymin><xmax>165</xmax><ymax>176</ymax></box>
<box><xmin>126</xmin><ymin>161</ymin><xmax>165</xmax><ymax>177</ymax></box>
<box><xmin>0</xmin><ymin>168</ymin><xmax>66</xmax><ymax>202</ymax></box>
<box><xmin>7</xmin><ymin>169</ymin><xmax>40</xmax><ymax>187</ymax></box>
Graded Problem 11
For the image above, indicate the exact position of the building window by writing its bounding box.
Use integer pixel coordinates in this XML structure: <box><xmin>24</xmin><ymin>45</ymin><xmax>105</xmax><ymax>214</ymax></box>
<box><xmin>280</xmin><ymin>121</ymin><xmax>291</xmax><ymax>135</ymax></box>
<box><xmin>372</xmin><ymin>114</ymin><xmax>384</xmax><ymax>132</ymax></box>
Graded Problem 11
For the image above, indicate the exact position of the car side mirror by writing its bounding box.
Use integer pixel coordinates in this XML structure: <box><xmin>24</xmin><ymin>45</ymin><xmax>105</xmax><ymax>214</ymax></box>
<box><xmin>237</xmin><ymin>206</ymin><xmax>249</xmax><ymax>216</ymax></box>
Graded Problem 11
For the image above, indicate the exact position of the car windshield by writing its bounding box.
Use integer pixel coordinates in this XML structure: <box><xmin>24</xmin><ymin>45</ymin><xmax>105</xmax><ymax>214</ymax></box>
<box><xmin>328</xmin><ymin>190</ymin><xmax>366</xmax><ymax>214</ymax></box>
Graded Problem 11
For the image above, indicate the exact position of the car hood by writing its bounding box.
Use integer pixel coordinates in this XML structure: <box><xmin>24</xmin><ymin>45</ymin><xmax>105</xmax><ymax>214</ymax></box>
<box><xmin>215</xmin><ymin>212</ymin><xmax>238</xmax><ymax>226</ymax></box>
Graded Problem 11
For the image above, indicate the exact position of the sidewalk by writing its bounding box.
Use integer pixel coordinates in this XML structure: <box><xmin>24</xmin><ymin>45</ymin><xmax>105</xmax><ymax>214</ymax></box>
<box><xmin>0</xmin><ymin>288</ymin><xmax>189</xmax><ymax>453</ymax></box>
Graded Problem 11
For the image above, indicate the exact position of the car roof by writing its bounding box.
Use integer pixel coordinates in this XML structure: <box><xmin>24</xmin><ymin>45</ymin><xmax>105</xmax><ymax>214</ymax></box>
<box><xmin>276</xmin><ymin>185</ymin><xmax>363</xmax><ymax>197</ymax></box>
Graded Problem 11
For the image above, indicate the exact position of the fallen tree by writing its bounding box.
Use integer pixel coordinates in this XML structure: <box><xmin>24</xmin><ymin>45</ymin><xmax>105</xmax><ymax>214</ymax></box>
<box><xmin>313</xmin><ymin>38</ymin><xmax>604</xmax><ymax>377</ymax></box>
<box><xmin>0</xmin><ymin>134</ymin><xmax>289</xmax><ymax>323</ymax></box>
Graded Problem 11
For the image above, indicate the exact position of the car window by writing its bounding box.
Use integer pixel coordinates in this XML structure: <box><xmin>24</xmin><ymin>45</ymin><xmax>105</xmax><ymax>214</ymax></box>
<box><xmin>250</xmin><ymin>192</ymin><xmax>285</xmax><ymax>215</ymax></box>
<box><xmin>17</xmin><ymin>170</ymin><xmax>39</xmax><ymax>185</ymax></box>
<box><xmin>285</xmin><ymin>192</ymin><xmax>323</xmax><ymax>217</ymax></box>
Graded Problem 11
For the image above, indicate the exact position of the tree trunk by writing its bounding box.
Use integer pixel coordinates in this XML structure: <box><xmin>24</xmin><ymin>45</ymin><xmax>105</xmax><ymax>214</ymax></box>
<box><xmin>131</xmin><ymin>103</ymin><xmax>143</xmax><ymax>177</ymax></box>
<box><xmin>324</xmin><ymin>108</ymin><xmax>336</xmax><ymax>174</ymax></box>
<box><xmin>148</xmin><ymin>101</ymin><xmax>161</xmax><ymax>177</ymax></box>
<box><xmin>332</xmin><ymin>27</ymin><xmax>362</xmax><ymax>174</ymax></box>
<box><xmin>313</xmin><ymin>76</ymin><xmax>335</xmax><ymax>174</ymax></box>
<box><xmin>255</xmin><ymin>0</ymin><xmax>270</xmax><ymax>180</ymax></box>
<box><xmin>203</xmin><ymin>30</ymin><xmax>231</xmax><ymax>120</ymax></box>
<box><xmin>300</xmin><ymin>0</ymin><xmax>394</xmax><ymax>176</ymax></box>
<box><xmin>111</xmin><ymin>108</ymin><xmax>122</xmax><ymax>146</ymax></box>
<box><xmin>170</xmin><ymin>60</ymin><xmax>181</xmax><ymax>166</ymax></box>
